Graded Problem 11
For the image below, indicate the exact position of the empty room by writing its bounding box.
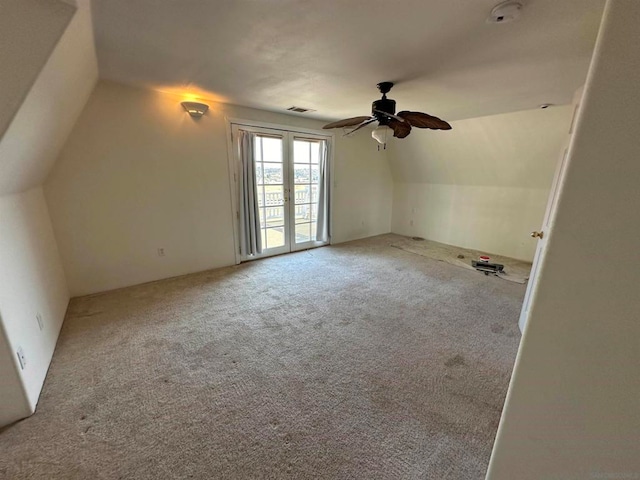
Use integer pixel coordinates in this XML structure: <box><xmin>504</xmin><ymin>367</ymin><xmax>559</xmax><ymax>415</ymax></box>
<box><xmin>2</xmin><ymin>0</ymin><xmax>639</xmax><ymax>479</ymax></box>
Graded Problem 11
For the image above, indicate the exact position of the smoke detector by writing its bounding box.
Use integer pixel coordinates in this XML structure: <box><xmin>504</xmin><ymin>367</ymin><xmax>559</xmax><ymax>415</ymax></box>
<box><xmin>488</xmin><ymin>1</ymin><xmax>524</xmax><ymax>23</ymax></box>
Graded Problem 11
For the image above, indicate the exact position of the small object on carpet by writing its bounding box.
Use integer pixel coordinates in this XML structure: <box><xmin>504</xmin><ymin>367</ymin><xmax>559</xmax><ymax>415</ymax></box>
<box><xmin>472</xmin><ymin>260</ymin><xmax>505</xmax><ymax>276</ymax></box>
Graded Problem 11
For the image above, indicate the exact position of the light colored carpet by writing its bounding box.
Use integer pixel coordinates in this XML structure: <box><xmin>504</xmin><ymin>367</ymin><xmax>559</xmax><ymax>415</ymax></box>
<box><xmin>391</xmin><ymin>236</ymin><xmax>533</xmax><ymax>284</ymax></box>
<box><xmin>0</xmin><ymin>234</ymin><xmax>523</xmax><ymax>479</ymax></box>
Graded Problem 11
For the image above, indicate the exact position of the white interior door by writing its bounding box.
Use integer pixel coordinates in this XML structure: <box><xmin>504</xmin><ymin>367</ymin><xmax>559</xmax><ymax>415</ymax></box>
<box><xmin>518</xmin><ymin>89</ymin><xmax>583</xmax><ymax>332</ymax></box>
<box><xmin>231</xmin><ymin>124</ymin><xmax>331</xmax><ymax>261</ymax></box>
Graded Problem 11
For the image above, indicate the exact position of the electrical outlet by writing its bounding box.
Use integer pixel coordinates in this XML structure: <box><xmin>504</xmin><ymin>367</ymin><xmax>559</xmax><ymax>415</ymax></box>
<box><xmin>157</xmin><ymin>248</ymin><xmax>165</xmax><ymax>257</ymax></box>
<box><xmin>16</xmin><ymin>347</ymin><xmax>26</xmax><ymax>370</ymax></box>
<box><xmin>36</xmin><ymin>312</ymin><xmax>44</xmax><ymax>331</ymax></box>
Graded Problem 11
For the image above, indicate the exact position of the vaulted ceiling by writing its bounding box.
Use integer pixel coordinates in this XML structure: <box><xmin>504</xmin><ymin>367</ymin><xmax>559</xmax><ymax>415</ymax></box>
<box><xmin>92</xmin><ymin>0</ymin><xmax>605</xmax><ymax>122</ymax></box>
<box><xmin>0</xmin><ymin>0</ymin><xmax>75</xmax><ymax>140</ymax></box>
<box><xmin>0</xmin><ymin>0</ymin><xmax>98</xmax><ymax>195</ymax></box>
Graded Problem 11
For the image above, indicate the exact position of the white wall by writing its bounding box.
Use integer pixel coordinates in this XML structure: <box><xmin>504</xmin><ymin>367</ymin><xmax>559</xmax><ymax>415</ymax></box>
<box><xmin>45</xmin><ymin>80</ymin><xmax>393</xmax><ymax>296</ymax></box>
<box><xmin>0</xmin><ymin>321</ymin><xmax>31</xmax><ymax>427</ymax></box>
<box><xmin>0</xmin><ymin>188</ymin><xmax>70</xmax><ymax>422</ymax></box>
<box><xmin>0</xmin><ymin>0</ymin><xmax>98</xmax><ymax>427</ymax></box>
<box><xmin>389</xmin><ymin>106</ymin><xmax>574</xmax><ymax>260</ymax></box>
<box><xmin>0</xmin><ymin>0</ymin><xmax>75</xmax><ymax>139</ymax></box>
<box><xmin>331</xmin><ymin>133</ymin><xmax>393</xmax><ymax>244</ymax></box>
<box><xmin>393</xmin><ymin>184</ymin><xmax>550</xmax><ymax>260</ymax></box>
<box><xmin>487</xmin><ymin>0</ymin><xmax>640</xmax><ymax>477</ymax></box>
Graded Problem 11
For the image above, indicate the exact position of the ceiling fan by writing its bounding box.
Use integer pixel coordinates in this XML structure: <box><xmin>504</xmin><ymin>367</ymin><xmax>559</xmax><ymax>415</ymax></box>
<box><xmin>322</xmin><ymin>82</ymin><xmax>452</xmax><ymax>149</ymax></box>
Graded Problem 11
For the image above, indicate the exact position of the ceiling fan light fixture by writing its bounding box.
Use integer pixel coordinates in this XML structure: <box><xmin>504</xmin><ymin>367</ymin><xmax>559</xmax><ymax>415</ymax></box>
<box><xmin>372</xmin><ymin>125</ymin><xmax>392</xmax><ymax>148</ymax></box>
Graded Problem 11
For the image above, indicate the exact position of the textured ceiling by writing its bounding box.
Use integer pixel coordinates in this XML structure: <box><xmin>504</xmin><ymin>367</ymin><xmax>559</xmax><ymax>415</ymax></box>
<box><xmin>92</xmin><ymin>0</ymin><xmax>605</xmax><ymax>121</ymax></box>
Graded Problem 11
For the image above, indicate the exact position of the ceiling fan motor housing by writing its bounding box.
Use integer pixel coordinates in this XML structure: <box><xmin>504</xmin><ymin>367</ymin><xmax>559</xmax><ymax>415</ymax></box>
<box><xmin>372</xmin><ymin>98</ymin><xmax>396</xmax><ymax>124</ymax></box>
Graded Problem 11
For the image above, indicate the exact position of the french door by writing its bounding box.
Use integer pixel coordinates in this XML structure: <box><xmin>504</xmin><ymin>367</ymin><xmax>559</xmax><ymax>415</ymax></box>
<box><xmin>231</xmin><ymin>124</ymin><xmax>331</xmax><ymax>261</ymax></box>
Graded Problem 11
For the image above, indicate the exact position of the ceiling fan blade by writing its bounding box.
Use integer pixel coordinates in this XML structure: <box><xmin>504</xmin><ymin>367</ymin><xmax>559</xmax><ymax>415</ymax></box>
<box><xmin>388</xmin><ymin>119</ymin><xmax>412</xmax><ymax>138</ymax></box>
<box><xmin>323</xmin><ymin>116</ymin><xmax>373</xmax><ymax>129</ymax></box>
<box><xmin>344</xmin><ymin>117</ymin><xmax>378</xmax><ymax>136</ymax></box>
<box><xmin>397</xmin><ymin>111</ymin><xmax>452</xmax><ymax>130</ymax></box>
<box><xmin>373</xmin><ymin>109</ymin><xmax>407</xmax><ymax>123</ymax></box>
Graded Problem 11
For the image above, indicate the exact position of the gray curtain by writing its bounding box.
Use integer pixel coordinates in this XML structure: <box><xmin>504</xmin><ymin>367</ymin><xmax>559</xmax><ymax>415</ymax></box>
<box><xmin>238</xmin><ymin>130</ymin><xmax>262</xmax><ymax>256</ymax></box>
<box><xmin>315</xmin><ymin>140</ymin><xmax>331</xmax><ymax>242</ymax></box>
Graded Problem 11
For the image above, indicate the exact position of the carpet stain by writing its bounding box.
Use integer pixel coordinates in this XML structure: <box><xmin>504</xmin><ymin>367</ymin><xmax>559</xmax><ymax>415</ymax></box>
<box><xmin>491</xmin><ymin>323</ymin><xmax>506</xmax><ymax>334</ymax></box>
<box><xmin>445</xmin><ymin>354</ymin><xmax>466</xmax><ymax>367</ymax></box>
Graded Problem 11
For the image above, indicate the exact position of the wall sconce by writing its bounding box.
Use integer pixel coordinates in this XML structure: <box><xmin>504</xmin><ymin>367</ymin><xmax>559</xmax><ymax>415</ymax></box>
<box><xmin>181</xmin><ymin>101</ymin><xmax>209</xmax><ymax>118</ymax></box>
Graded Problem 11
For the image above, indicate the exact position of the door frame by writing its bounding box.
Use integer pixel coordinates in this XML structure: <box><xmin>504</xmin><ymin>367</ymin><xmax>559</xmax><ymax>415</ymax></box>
<box><xmin>517</xmin><ymin>87</ymin><xmax>583</xmax><ymax>332</ymax></box>
<box><xmin>225</xmin><ymin>117</ymin><xmax>335</xmax><ymax>264</ymax></box>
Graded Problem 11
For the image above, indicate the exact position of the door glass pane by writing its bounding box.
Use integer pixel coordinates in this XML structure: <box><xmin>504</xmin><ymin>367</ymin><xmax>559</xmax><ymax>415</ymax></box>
<box><xmin>310</xmin><ymin>222</ymin><xmax>317</xmax><ymax>241</ymax></box>
<box><xmin>295</xmin><ymin>223</ymin><xmax>311</xmax><ymax>243</ymax></box>
<box><xmin>258</xmin><ymin>208</ymin><xmax>267</xmax><ymax>228</ymax></box>
<box><xmin>257</xmin><ymin>185</ymin><xmax>265</xmax><ymax>207</ymax></box>
<box><xmin>311</xmin><ymin>165</ymin><xmax>320</xmax><ymax>183</ymax></box>
<box><xmin>262</xmin><ymin>163</ymin><xmax>283</xmax><ymax>184</ymax></box>
<box><xmin>310</xmin><ymin>142</ymin><xmax>320</xmax><ymax>164</ymax></box>
<box><xmin>311</xmin><ymin>185</ymin><xmax>319</xmax><ymax>204</ymax></box>
<box><xmin>295</xmin><ymin>185</ymin><xmax>311</xmax><ymax>204</ymax></box>
<box><xmin>295</xmin><ymin>204</ymin><xmax>310</xmax><ymax>224</ymax></box>
<box><xmin>294</xmin><ymin>141</ymin><xmax>310</xmax><ymax>163</ymax></box>
<box><xmin>264</xmin><ymin>185</ymin><xmax>284</xmax><ymax>206</ymax></box>
<box><xmin>294</xmin><ymin>165</ymin><xmax>310</xmax><ymax>183</ymax></box>
<box><xmin>266</xmin><ymin>227</ymin><xmax>285</xmax><ymax>248</ymax></box>
<box><xmin>261</xmin><ymin>228</ymin><xmax>267</xmax><ymax>249</ymax></box>
<box><xmin>264</xmin><ymin>206</ymin><xmax>284</xmax><ymax>227</ymax></box>
<box><xmin>310</xmin><ymin>203</ymin><xmax>318</xmax><ymax>222</ymax></box>
<box><xmin>254</xmin><ymin>137</ymin><xmax>263</xmax><ymax>162</ymax></box>
<box><xmin>255</xmin><ymin>164</ymin><xmax>264</xmax><ymax>184</ymax></box>
<box><xmin>262</xmin><ymin>137</ymin><xmax>282</xmax><ymax>163</ymax></box>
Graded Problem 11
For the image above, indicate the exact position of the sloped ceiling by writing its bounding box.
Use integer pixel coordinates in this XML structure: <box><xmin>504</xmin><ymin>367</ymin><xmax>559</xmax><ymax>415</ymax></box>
<box><xmin>0</xmin><ymin>0</ymin><xmax>75</xmax><ymax>140</ymax></box>
<box><xmin>389</xmin><ymin>105</ymin><xmax>574</xmax><ymax>188</ymax></box>
<box><xmin>93</xmin><ymin>0</ymin><xmax>605</xmax><ymax>121</ymax></box>
<box><xmin>0</xmin><ymin>0</ymin><xmax>98</xmax><ymax>195</ymax></box>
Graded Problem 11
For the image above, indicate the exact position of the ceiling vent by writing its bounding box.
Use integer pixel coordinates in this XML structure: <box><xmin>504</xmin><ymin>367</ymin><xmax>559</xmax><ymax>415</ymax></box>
<box><xmin>488</xmin><ymin>1</ymin><xmax>524</xmax><ymax>23</ymax></box>
<box><xmin>287</xmin><ymin>106</ymin><xmax>315</xmax><ymax>113</ymax></box>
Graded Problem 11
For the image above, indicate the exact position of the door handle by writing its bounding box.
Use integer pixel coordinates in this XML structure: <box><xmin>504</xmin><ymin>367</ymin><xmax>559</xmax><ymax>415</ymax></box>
<box><xmin>531</xmin><ymin>231</ymin><xmax>544</xmax><ymax>239</ymax></box>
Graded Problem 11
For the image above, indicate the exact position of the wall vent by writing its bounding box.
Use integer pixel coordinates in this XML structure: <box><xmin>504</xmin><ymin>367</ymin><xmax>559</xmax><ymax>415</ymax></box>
<box><xmin>287</xmin><ymin>106</ymin><xmax>315</xmax><ymax>113</ymax></box>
